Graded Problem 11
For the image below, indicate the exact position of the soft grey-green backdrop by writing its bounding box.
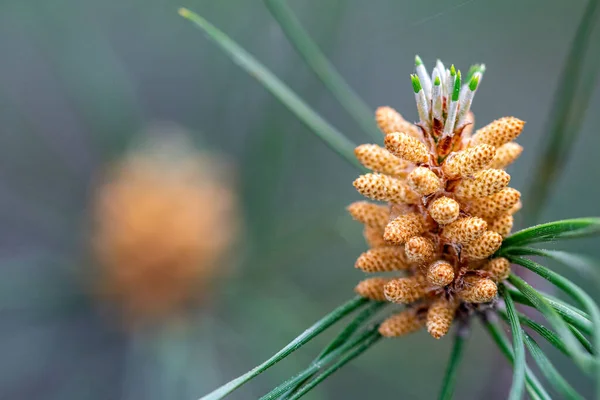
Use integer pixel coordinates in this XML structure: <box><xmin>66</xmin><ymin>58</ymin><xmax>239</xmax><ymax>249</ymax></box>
<box><xmin>0</xmin><ymin>0</ymin><xmax>598</xmax><ymax>399</ymax></box>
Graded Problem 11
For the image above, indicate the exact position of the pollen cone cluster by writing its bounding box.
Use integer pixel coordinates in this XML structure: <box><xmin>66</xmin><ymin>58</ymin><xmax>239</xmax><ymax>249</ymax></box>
<box><xmin>91</xmin><ymin>133</ymin><xmax>239</xmax><ymax>326</ymax></box>
<box><xmin>351</xmin><ymin>58</ymin><xmax>523</xmax><ymax>339</ymax></box>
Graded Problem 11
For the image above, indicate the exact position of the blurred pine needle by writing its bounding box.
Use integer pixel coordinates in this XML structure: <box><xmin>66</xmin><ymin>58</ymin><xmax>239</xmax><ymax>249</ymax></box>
<box><xmin>178</xmin><ymin>7</ymin><xmax>363</xmax><ymax>171</ymax></box>
<box><xmin>525</xmin><ymin>0</ymin><xmax>600</xmax><ymax>224</ymax></box>
<box><xmin>264</xmin><ymin>0</ymin><xmax>382</xmax><ymax>141</ymax></box>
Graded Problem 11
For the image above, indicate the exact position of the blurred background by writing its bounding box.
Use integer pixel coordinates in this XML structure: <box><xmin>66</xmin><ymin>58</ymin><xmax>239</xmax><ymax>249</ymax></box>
<box><xmin>1</xmin><ymin>0</ymin><xmax>599</xmax><ymax>399</ymax></box>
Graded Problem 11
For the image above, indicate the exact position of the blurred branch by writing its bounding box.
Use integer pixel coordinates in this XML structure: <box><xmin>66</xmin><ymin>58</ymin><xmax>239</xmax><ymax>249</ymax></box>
<box><xmin>525</xmin><ymin>0</ymin><xmax>600</xmax><ymax>224</ymax></box>
<box><xmin>264</xmin><ymin>0</ymin><xmax>382</xmax><ymax>141</ymax></box>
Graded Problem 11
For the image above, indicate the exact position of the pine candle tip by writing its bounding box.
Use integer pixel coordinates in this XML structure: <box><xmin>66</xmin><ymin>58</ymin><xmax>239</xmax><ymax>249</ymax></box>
<box><xmin>469</xmin><ymin>74</ymin><xmax>480</xmax><ymax>91</ymax></box>
<box><xmin>466</xmin><ymin>64</ymin><xmax>479</xmax><ymax>80</ymax></box>
<box><xmin>450</xmin><ymin>64</ymin><xmax>456</xmax><ymax>76</ymax></box>
<box><xmin>434</xmin><ymin>75</ymin><xmax>441</xmax><ymax>86</ymax></box>
<box><xmin>411</xmin><ymin>74</ymin><xmax>422</xmax><ymax>93</ymax></box>
<box><xmin>178</xmin><ymin>7</ymin><xmax>191</xmax><ymax>18</ymax></box>
<box><xmin>452</xmin><ymin>70</ymin><xmax>461</xmax><ymax>101</ymax></box>
<box><xmin>415</xmin><ymin>55</ymin><xmax>423</xmax><ymax>66</ymax></box>
<box><xmin>466</xmin><ymin>64</ymin><xmax>485</xmax><ymax>80</ymax></box>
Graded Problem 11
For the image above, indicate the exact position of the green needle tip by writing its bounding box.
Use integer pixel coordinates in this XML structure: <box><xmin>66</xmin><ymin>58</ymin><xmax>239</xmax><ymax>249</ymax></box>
<box><xmin>469</xmin><ymin>74</ymin><xmax>480</xmax><ymax>91</ymax></box>
<box><xmin>466</xmin><ymin>64</ymin><xmax>479</xmax><ymax>81</ymax></box>
<box><xmin>411</xmin><ymin>74</ymin><xmax>422</xmax><ymax>93</ymax></box>
<box><xmin>178</xmin><ymin>7</ymin><xmax>192</xmax><ymax>18</ymax></box>
<box><xmin>415</xmin><ymin>55</ymin><xmax>423</xmax><ymax>66</ymax></box>
<box><xmin>434</xmin><ymin>76</ymin><xmax>441</xmax><ymax>86</ymax></box>
<box><xmin>452</xmin><ymin>70</ymin><xmax>461</xmax><ymax>101</ymax></box>
<box><xmin>450</xmin><ymin>64</ymin><xmax>456</xmax><ymax>76</ymax></box>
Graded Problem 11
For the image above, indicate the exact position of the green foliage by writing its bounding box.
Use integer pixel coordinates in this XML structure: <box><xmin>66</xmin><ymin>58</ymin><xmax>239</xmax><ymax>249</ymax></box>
<box><xmin>283</xmin><ymin>330</ymin><xmax>382</xmax><ymax>400</ymax></box>
<box><xmin>282</xmin><ymin>301</ymin><xmax>387</xmax><ymax>398</ymax></box>
<box><xmin>483</xmin><ymin>318</ymin><xmax>552</xmax><ymax>400</ymax></box>
<box><xmin>523</xmin><ymin>332</ymin><xmax>585</xmax><ymax>400</ymax></box>
<box><xmin>506</xmin><ymin>247</ymin><xmax>600</xmax><ymax>285</ymax></box>
<box><xmin>508</xmin><ymin>256</ymin><xmax>600</xmax><ymax>395</ymax></box>
<box><xmin>500</xmin><ymin>285</ymin><xmax>526</xmax><ymax>400</ymax></box>
<box><xmin>507</xmin><ymin>273</ymin><xmax>593</xmax><ymax>372</ymax></box>
<box><xmin>500</xmin><ymin>218</ymin><xmax>600</xmax><ymax>249</ymax></box>
<box><xmin>259</xmin><ymin>327</ymin><xmax>381</xmax><ymax>399</ymax></box>
<box><xmin>198</xmin><ymin>296</ymin><xmax>367</xmax><ymax>399</ymax></box>
<box><xmin>509</xmin><ymin>287</ymin><xmax>593</xmax><ymax>335</ymax></box>
<box><xmin>499</xmin><ymin>308</ymin><xmax>593</xmax><ymax>357</ymax></box>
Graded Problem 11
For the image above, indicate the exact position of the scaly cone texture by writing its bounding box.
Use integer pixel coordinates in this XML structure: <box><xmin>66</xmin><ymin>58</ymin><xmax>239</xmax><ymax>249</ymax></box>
<box><xmin>350</xmin><ymin>58</ymin><xmax>524</xmax><ymax>339</ymax></box>
<box><xmin>91</xmin><ymin>133</ymin><xmax>239</xmax><ymax>327</ymax></box>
